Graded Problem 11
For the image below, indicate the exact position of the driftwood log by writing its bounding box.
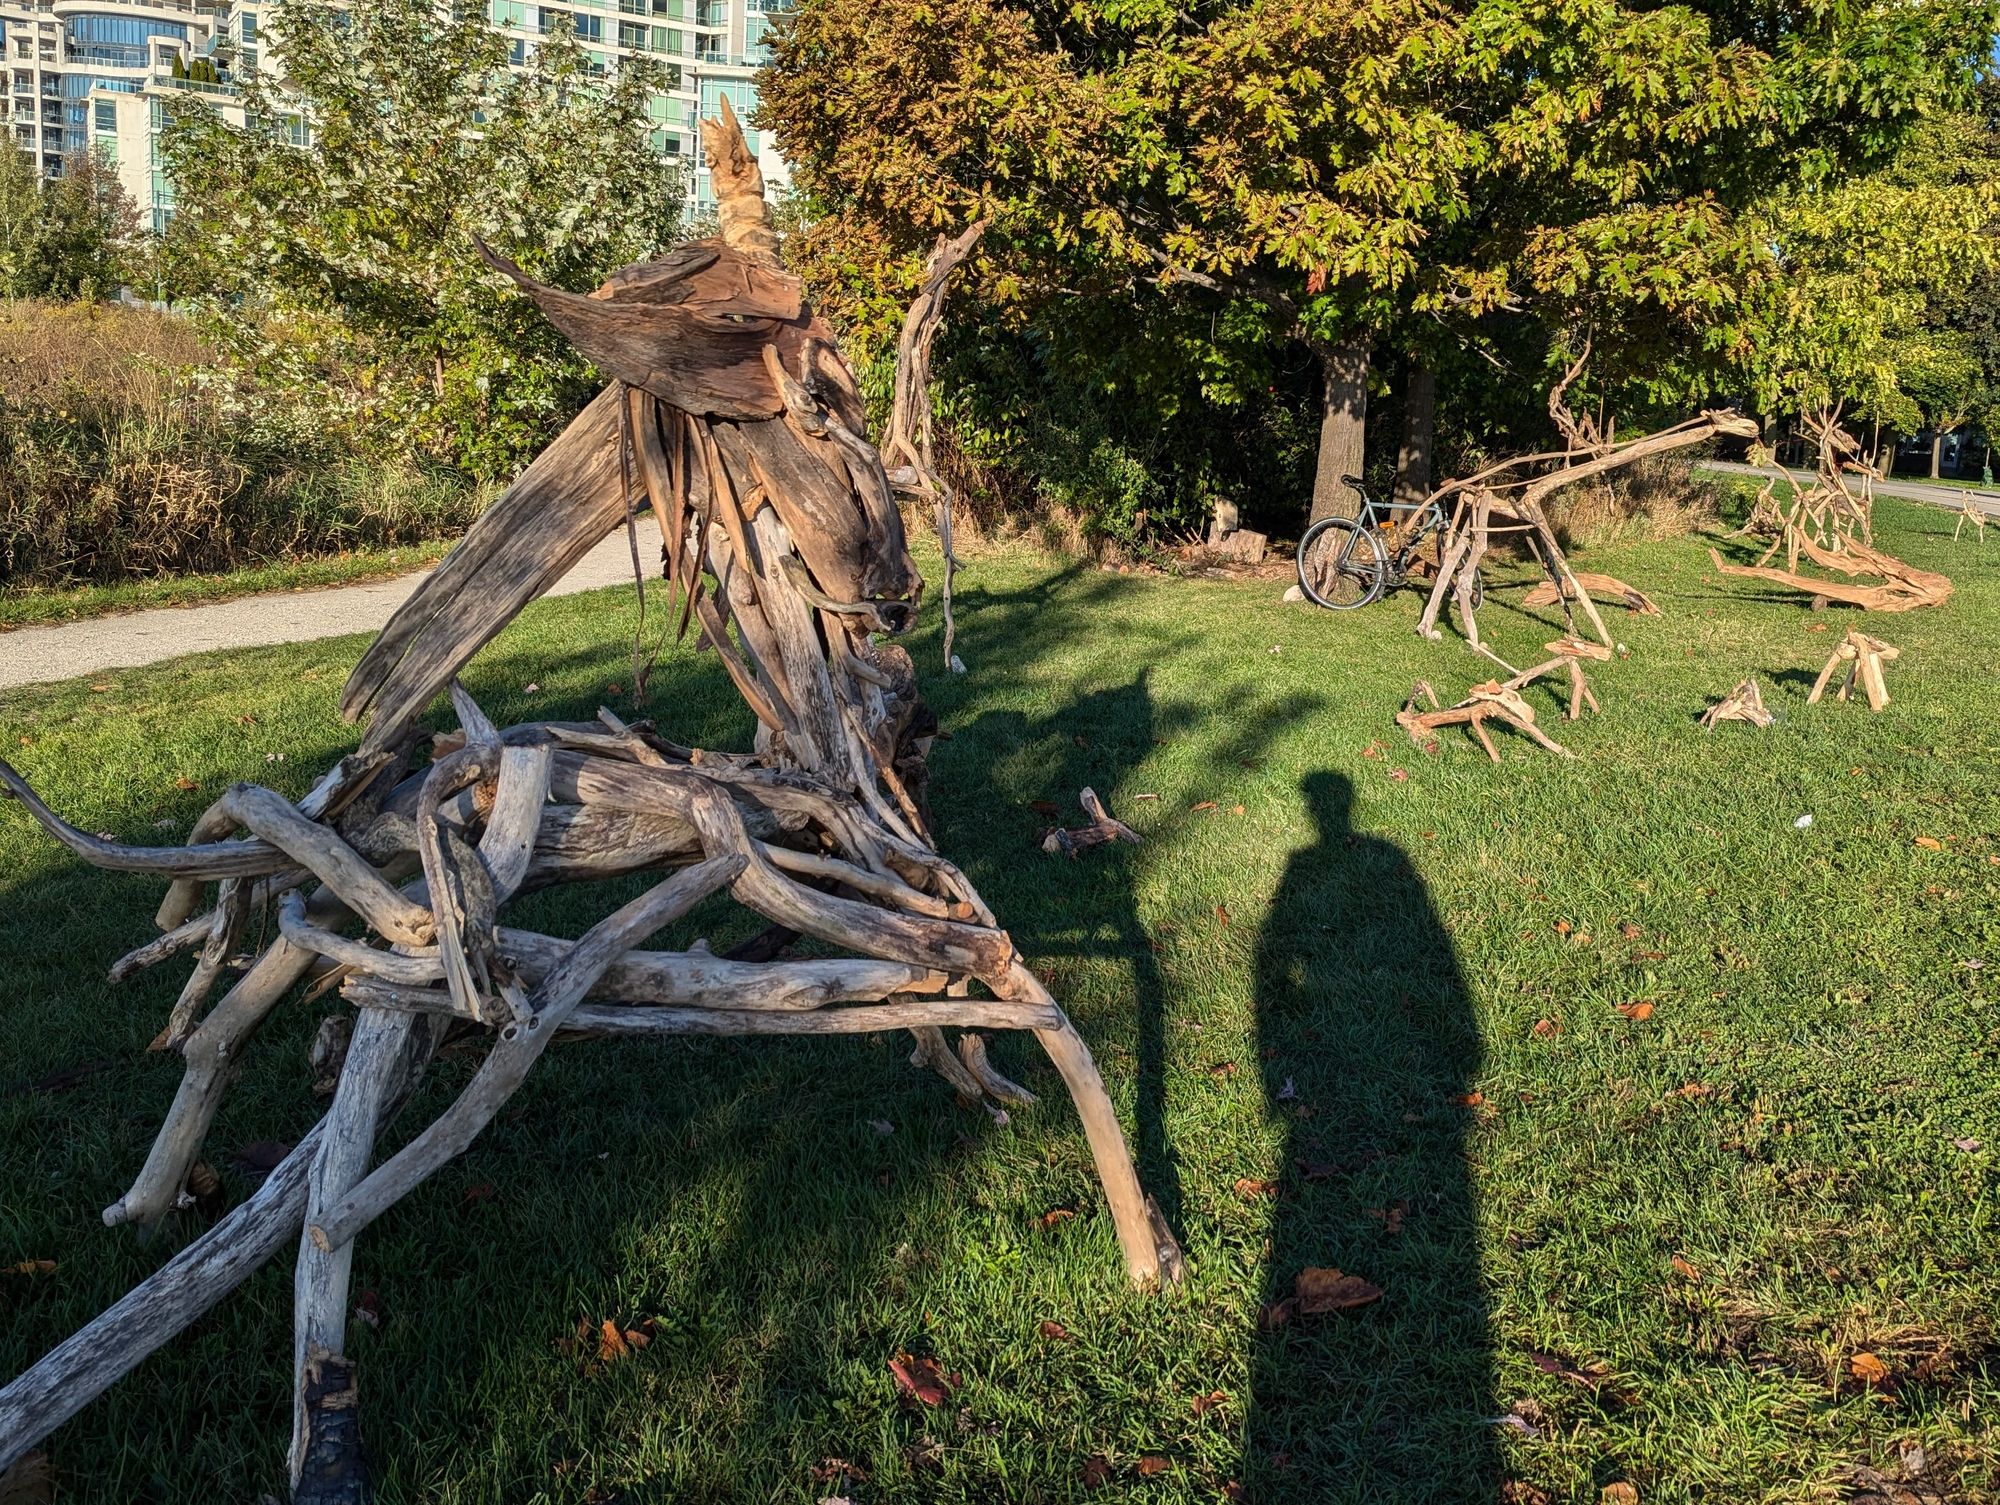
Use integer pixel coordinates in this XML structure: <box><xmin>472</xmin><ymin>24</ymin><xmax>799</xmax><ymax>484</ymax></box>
<box><xmin>0</xmin><ymin>103</ymin><xmax>1178</xmax><ymax>1500</ymax></box>
<box><xmin>1394</xmin><ymin>679</ymin><xmax>1576</xmax><ymax>761</ymax></box>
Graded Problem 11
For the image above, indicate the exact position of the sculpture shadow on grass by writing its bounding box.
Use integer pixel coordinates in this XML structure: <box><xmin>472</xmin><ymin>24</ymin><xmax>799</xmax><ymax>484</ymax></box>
<box><xmin>1246</xmin><ymin>770</ymin><xmax>1499</xmax><ymax>1501</ymax></box>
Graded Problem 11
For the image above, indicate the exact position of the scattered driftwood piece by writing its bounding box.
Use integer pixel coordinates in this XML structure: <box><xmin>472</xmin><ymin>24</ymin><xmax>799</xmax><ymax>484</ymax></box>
<box><xmin>1699</xmin><ymin>678</ymin><xmax>1776</xmax><ymax>729</ymax></box>
<box><xmin>1708</xmin><ymin>539</ymin><xmax>1951</xmax><ymax>613</ymax></box>
<box><xmin>0</xmin><ymin>105</ymin><xmax>1178</xmax><ymax>1498</ymax></box>
<box><xmin>1503</xmin><ymin>638</ymin><xmax>1609</xmax><ymax>722</ymax></box>
<box><xmin>1954</xmin><ymin>496</ymin><xmax>1989</xmax><ymax>544</ymax></box>
<box><xmin>1807</xmin><ymin>628</ymin><xmax>1901</xmax><ymax>712</ymax></box>
<box><xmin>1521</xmin><ymin>573</ymin><xmax>1661</xmax><ymax>616</ymax></box>
<box><xmin>1395</xmin><ymin>680</ymin><xmax>1575</xmax><ymax>761</ymax></box>
<box><xmin>1041</xmin><ymin>788</ymin><xmax>1142</xmax><ymax>858</ymax></box>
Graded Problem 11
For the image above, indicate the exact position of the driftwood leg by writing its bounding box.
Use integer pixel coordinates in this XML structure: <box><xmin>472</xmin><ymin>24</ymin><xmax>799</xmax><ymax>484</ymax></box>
<box><xmin>291</xmin><ymin>1007</ymin><xmax>443</xmax><ymax>1502</ymax></box>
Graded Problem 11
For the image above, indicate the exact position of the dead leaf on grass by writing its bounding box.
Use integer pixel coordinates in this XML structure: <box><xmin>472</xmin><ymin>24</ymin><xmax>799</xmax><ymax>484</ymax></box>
<box><xmin>3</xmin><ymin>1260</ymin><xmax>56</xmax><ymax>1278</ymax></box>
<box><xmin>1617</xmin><ymin>1000</ymin><xmax>1655</xmax><ymax>1021</ymax></box>
<box><xmin>1192</xmin><ymin>800</ymin><xmax>1218</xmax><ymax>813</ymax></box>
<box><xmin>1365</xmin><ymin>1200</ymin><xmax>1409</xmax><ymax>1235</ymax></box>
<box><xmin>1136</xmin><ymin>1455</ymin><xmax>1171</xmax><ymax>1477</ymax></box>
<box><xmin>1619</xmin><ymin>922</ymin><xmax>1644</xmax><ymax>939</ymax></box>
<box><xmin>1233</xmin><ymin>1177</ymin><xmax>1278</xmax><ymax>1200</ymax></box>
<box><xmin>1601</xmin><ymin>1485</ymin><xmax>1639</xmax><ymax>1504</ymax></box>
<box><xmin>1039</xmin><ymin>1208</ymin><xmax>1076</xmax><ymax>1229</ymax></box>
<box><xmin>1533</xmin><ymin>1019</ymin><xmax>1561</xmax><ymax>1038</ymax></box>
<box><xmin>889</xmin><ymin>1353</ymin><xmax>959</xmax><ymax>1406</ymax></box>
<box><xmin>1039</xmin><ymin>1319</ymin><xmax>1070</xmax><ymax>1341</ymax></box>
<box><xmin>1850</xmin><ymin>1352</ymin><xmax>1891</xmax><ymax>1386</ymax></box>
<box><xmin>1914</xmin><ymin>836</ymin><xmax>1943</xmax><ymax>851</ymax></box>
<box><xmin>1191</xmin><ymin>1390</ymin><xmax>1227</xmax><ymax>1418</ymax></box>
<box><xmin>1081</xmin><ymin>1456</ymin><xmax>1113</xmax><ymax>1489</ymax></box>
<box><xmin>1671</xmin><ymin>1255</ymin><xmax>1702</xmax><ymax>1282</ymax></box>
<box><xmin>1208</xmin><ymin>1060</ymin><xmax>1237</xmax><ymax>1079</ymax></box>
<box><xmin>1455</xmin><ymin>1091</ymin><xmax>1485</xmax><ymax>1107</ymax></box>
<box><xmin>1294</xmin><ymin>1266</ymin><xmax>1383</xmax><ymax>1314</ymax></box>
<box><xmin>172</xmin><ymin>776</ymin><xmax>199</xmax><ymax>791</ymax></box>
<box><xmin>1215</xmin><ymin>904</ymin><xmax>1231</xmax><ymax>926</ymax></box>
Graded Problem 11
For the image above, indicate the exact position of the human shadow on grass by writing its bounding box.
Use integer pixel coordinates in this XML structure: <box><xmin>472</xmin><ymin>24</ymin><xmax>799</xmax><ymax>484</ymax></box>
<box><xmin>1246</xmin><ymin>771</ymin><xmax>1499</xmax><ymax>1502</ymax></box>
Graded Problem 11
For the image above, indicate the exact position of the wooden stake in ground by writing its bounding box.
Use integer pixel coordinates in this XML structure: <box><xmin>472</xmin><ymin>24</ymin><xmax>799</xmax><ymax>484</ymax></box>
<box><xmin>0</xmin><ymin>102</ymin><xmax>1178</xmax><ymax>1501</ymax></box>
<box><xmin>1699</xmin><ymin>678</ymin><xmax>1776</xmax><ymax>729</ymax></box>
<box><xmin>1807</xmin><ymin>628</ymin><xmax>1901</xmax><ymax>712</ymax></box>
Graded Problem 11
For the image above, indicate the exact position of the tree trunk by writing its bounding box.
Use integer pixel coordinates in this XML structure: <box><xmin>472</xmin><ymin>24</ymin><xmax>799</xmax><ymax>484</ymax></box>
<box><xmin>1310</xmin><ymin>340</ymin><xmax>1371</xmax><ymax>522</ymax></box>
<box><xmin>1930</xmin><ymin>433</ymin><xmax>1943</xmax><ymax>480</ymax></box>
<box><xmin>1393</xmin><ymin>362</ymin><xmax>1436</xmax><ymax>510</ymax></box>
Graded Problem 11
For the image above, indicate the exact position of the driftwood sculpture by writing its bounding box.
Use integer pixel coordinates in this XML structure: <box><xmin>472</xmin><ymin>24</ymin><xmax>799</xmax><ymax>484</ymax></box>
<box><xmin>1699</xmin><ymin>678</ymin><xmax>1777</xmax><ymax>729</ymax></box>
<box><xmin>1416</xmin><ymin>363</ymin><xmax>1757</xmax><ymax>660</ymax></box>
<box><xmin>1503</xmin><ymin>637</ymin><xmax>1610</xmax><ymax>722</ymax></box>
<box><xmin>1808</xmin><ymin>628</ymin><xmax>1901</xmax><ymax>712</ymax></box>
<box><xmin>0</xmin><ymin>103</ymin><xmax>1178</xmax><ymax>1500</ymax></box>
<box><xmin>1041</xmin><ymin>787</ymin><xmax>1143</xmax><ymax>858</ymax></box>
<box><xmin>880</xmin><ymin>221</ymin><xmax>985</xmax><ymax>671</ymax></box>
<box><xmin>1953</xmin><ymin>495</ymin><xmax>1989</xmax><ymax>545</ymax></box>
<box><xmin>1709</xmin><ymin>411</ymin><xmax>1952</xmax><ymax>613</ymax></box>
<box><xmin>1395</xmin><ymin>679</ymin><xmax>1576</xmax><ymax>761</ymax></box>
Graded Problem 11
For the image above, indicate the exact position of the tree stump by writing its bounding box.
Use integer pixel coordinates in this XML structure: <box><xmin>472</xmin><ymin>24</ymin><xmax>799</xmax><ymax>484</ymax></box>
<box><xmin>0</xmin><ymin>101</ymin><xmax>1180</xmax><ymax>1499</ymax></box>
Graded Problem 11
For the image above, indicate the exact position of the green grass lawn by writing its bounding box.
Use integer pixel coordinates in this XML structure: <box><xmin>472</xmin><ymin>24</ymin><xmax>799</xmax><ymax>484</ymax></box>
<box><xmin>2</xmin><ymin>499</ymin><xmax>1997</xmax><ymax>1503</ymax></box>
<box><xmin>0</xmin><ymin>542</ymin><xmax>457</xmax><ymax>631</ymax></box>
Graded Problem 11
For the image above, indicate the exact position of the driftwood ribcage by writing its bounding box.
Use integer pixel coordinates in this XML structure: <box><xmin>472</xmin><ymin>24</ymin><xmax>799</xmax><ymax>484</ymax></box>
<box><xmin>0</xmin><ymin>101</ymin><xmax>1178</xmax><ymax>1499</ymax></box>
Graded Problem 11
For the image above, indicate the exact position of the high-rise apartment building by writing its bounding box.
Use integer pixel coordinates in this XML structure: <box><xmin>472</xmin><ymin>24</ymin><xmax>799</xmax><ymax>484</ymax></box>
<box><xmin>0</xmin><ymin>0</ymin><xmax>786</xmax><ymax>235</ymax></box>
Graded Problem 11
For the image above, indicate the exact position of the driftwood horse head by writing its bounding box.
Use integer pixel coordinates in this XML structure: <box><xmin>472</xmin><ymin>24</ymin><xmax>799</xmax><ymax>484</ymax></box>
<box><xmin>341</xmin><ymin>98</ymin><xmax>927</xmax><ymax>802</ymax></box>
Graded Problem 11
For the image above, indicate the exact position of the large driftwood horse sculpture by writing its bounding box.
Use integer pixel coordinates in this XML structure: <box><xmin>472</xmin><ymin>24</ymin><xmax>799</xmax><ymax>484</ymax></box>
<box><xmin>0</xmin><ymin>103</ymin><xmax>1179</xmax><ymax>1501</ymax></box>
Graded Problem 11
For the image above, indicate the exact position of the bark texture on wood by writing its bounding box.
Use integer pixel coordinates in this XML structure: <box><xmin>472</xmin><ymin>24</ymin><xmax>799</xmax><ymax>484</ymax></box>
<box><xmin>1310</xmin><ymin>340</ymin><xmax>1371</xmax><ymax>523</ymax></box>
<box><xmin>1393</xmin><ymin>362</ymin><xmax>1436</xmax><ymax>510</ymax></box>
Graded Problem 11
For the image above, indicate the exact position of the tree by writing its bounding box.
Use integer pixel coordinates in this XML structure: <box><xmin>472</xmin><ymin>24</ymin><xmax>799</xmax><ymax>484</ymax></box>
<box><xmin>159</xmin><ymin>0</ymin><xmax>684</xmax><ymax>478</ymax></box>
<box><xmin>0</xmin><ymin>148</ymin><xmax>142</xmax><ymax>300</ymax></box>
<box><xmin>763</xmin><ymin>0</ymin><xmax>1999</xmax><ymax>531</ymax></box>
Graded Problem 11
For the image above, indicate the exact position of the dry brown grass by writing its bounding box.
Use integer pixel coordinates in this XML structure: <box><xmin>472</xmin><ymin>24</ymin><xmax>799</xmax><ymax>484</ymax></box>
<box><xmin>0</xmin><ymin>300</ymin><xmax>480</xmax><ymax>588</ymax></box>
<box><xmin>1542</xmin><ymin>452</ymin><xmax>1723</xmax><ymax>549</ymax></box>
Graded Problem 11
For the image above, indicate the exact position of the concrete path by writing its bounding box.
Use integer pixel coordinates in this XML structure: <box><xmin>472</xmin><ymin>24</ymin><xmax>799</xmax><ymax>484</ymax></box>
<box><xmin>1698</xmin><ymin>460</ymin><xmax>2000</xmax><ymax>517</ymax></box>
<box><xmin>0</xmin><ymin>519</ymin><xmax>663</xmax><ymax>694</ymax></box>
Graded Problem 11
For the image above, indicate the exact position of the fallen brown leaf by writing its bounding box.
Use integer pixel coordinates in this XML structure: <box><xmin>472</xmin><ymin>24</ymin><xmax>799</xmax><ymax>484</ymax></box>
<box><xmin>1533</xmin><ymin>1019</ymin><xmax>1561</xmax><ymax>1038</ymax></box>
<box><xmin>1192</xmin><ymin>800</ymin><xmax>1218</xmax><ymax>812</ymax></box>
<box><xmin>1208</xmin><ymin>1060</ymin><xmax>1238</xmax><ymax>1078</ymax></box>
<box><xmin>1554</xmin><ymin>920</ymin><xmax>1573</xmax><ymax>935</ymax></box>
<box><xmin>1502</xmin><ymin>1484</ymin><xmax>1551</xmax><ymax>1505</ymax></box>
<box><xmin>1136</xmin><ymin>1455</ymin><xmax>1171</xmax><ymax>1477</ymax></box>
<box><xmin>1914</xmin><ymin>836</ymin><xmax>1943</xmax><ymax>851</ymax></box>
<box><xmin>1191</xmin><ymin>1390</ymin><xmax>1227</xmax><ymax>1418</ymax></box>
<box><xmin>1849</xmin><ymin>1351</ymin><xmax>1891</xmax><ymax>1385</ymax></box>
<box><xmin>1039</xmin><ymin>1319</ymin><xmax>1070</xmax><ymax>1341</ymax></box>
<box><xmin>889</xmin><ymin>1352</ymin><xmax>959</xmax><ymax>1406</ymax></box>
<box><xmin>1230</xmin><ymin>804</ymin><xmax>1246</xmax><ymax>816</ymax></box>
<box><xmin>1257</xmin><ymin>1298</ymin><xmax>1297</xmax><ymax>1331</ymax></box>
<box><xmin>1365</xmin><ymin>1200</ymin><xmax>1409</xmax><ymax>1235</ymax></box>
<box><xmin>1633</xmin><ymin>949</ymin><xmax>1667</xmax><ymax>961</ymax></box>
<box><xmin>811</xmin><ymin>1458</ymin><xmax>872</xmax><ymax>1485</ymax></box>
<box><xmin>1671</xmin><ymin>1255</ymin><xmax>1701</xmax><ymax>1282</ymax></box>
<box><xmin>1669</xmin><ymin>1083</ymin><xmax>1713</xmax><ymax>1099</ymax></box>
<box><xmin>1294</xmin><ymin>1266</ymin><xmax>1383</xmax><ymax>1314</ymax></box>
<box><xmin>1388</xmin><ymin>768</ymin><xmax>1409</xmax><ymax>782</ymax></box>
<box><xmin>1039</xmin><ymin>1208</ymin><xmax>1076</xmax><ymax>1229</ymax></box>
<box><xmin>1619</xmin><ymin>922</ymin><xmax>1644</xmax><ymax>939</ymax></box>
<box><xmin>1081</xmin><ymin>1456</ymin><xmax>1113</xmax><ymax>1489</ymax></box>
<box><xmin>1215</xmin><ymin>904</ymin><xmax>1231</xmax><ymax>926</ymax></box>
<box><xmin>3</xmin><ymin>1057</ymin><xmax>114</xmax><ymax>1099</ymax></box>
<box><xmin>1233</xmin><ymin>1177</ymin><xmax>1278</xmax><ymax>1200</ymax></box>
<box><xmin>1455</xmin><ymin>1091</ymin><xmax>1485</xmax><ymax>1106</ymax></box>
<box><xmin>598</xmin><ymin>1319</ymin><xmax>631</xmax><ymax>1362</ymax></box>
<box><xmin>1617</xmin><ymin>1000</ymin><xmax>1655</xmax><ymax>1021</ymax></box>
<box><xmin>1601</xmin><ymin>1485</ymin><xmax>1639</xmax><ymax>1504</ymax></box>
<box><xmin>0</xmin><ymin>1450</ymin><xmax>53</xmax><ymax>1505</ymax></box>
<box><xmin>172</xmin><ymin>776</ymin><xmax>199</xmax><ymax>791</ymax></box>
<box><xmin>3</xmin><ymin>1260</ymin><xmax>56</xmax><ymax>1277</ymax></box>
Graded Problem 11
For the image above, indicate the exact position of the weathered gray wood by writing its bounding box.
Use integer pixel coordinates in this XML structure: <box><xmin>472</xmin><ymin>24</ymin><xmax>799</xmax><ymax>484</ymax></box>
<box><xmin>307</xmin><ymin>856</ymin><xmax>745</xmax><ymax>1254</ymax></box>
<box><xmin>221</xmin><ymin>784</ymin><xmax>432</xmax><ymax>946</ymax></box>
<box><xmin>290</xmin><ymin>1007</ymin><xmax>443</xmax><ymax>1494</ymax></box>
<box><xmin>155</xmin><ymin>876</ymin><xmax>251</xmax><ymax>1052</ymax></box>
<box><xmin>0</xmin><ymin>1011</ymin><xmax>440</xmax><ymax>1476</ymax></box>
<box><xmin>564</xmin><ymin>998</ymin><xmax>1061</xmax><ymax>1036</ymax></box>
<box><xmin>0</xmin><ymin>760</ymin><xmax>284</xmax><ymax>878</ymax></box>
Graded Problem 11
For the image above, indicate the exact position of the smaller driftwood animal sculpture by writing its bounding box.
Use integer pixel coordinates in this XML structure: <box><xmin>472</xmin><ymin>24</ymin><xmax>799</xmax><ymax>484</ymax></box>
<box><xmin>0</xmin><ymin>102</ymin><xmax>1179</xmax><ymax>1503</ymax></box>
<box><xmin>1395</xmin><ymin>680</ymin><xmax>1576</xmax><ymax>761</ymax></box>
<box><xmin>1953</xmin><ymin>494</ymin><xmax>1989</xmax><ymax>545</ymax></box>
<box><xmin>1417</xmin><ymin>354</ymin><xmax>1758</xmax><ymax>662</ymax></box>
<box><xmin>1807</xmin><ymin>628</ymin><xmax>1901</xmax><ymax>712</ymax></box>
<box><xmin>1709</xmin><ymin>410</ymin><xmax>1951</xmax><ymax>612</ymax></box>
<box><xmin>1699</xmin><ymin>678</ymin><xmax>1777</xmax><ymax>729</ymax></box>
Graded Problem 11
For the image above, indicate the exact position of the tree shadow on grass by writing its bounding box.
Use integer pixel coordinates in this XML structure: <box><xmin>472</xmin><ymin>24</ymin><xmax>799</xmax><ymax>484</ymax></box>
<box><xmin>1246</xmin><ymin>770</ymin><xmax>1499</xmax><ymax>1501</ymax></box>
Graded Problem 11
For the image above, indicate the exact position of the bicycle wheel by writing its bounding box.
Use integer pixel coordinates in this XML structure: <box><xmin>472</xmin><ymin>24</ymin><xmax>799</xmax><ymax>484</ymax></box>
<box><xmin>1297</xmin><ymin>516</ymin><xmax>1387</xmax><ymax>609</ymax></box>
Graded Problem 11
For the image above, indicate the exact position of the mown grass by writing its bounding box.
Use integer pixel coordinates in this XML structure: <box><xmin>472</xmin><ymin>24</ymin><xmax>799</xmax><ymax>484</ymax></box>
<box><xmin>1</xmin><ymin>499</ymin><xmax>1996</xmax><ymax>1503</ymax></box>
<box><xmin>0</xmin><ymin>541</ymin><xmax>455</xmax><ymax>630</ymax></box>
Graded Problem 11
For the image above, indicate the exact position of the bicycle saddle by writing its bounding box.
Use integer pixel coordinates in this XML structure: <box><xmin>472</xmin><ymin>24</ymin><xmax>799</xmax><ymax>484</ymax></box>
<box><xmin>1340</xmin><ymin>473</ymin><xmax>1366</xmax><ymax>489</ymax></box>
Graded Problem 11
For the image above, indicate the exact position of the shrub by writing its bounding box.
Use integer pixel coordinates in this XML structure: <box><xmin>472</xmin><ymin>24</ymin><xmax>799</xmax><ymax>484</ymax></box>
<box><xmin>1541</xmin><ymin>453</ymin><xmax>1723</xmax><ymax>550</ymax></box>
<box><xmin>0</xmin><ymin>302</ymin><xmax>484</xmax><ymax>588</ymax></box>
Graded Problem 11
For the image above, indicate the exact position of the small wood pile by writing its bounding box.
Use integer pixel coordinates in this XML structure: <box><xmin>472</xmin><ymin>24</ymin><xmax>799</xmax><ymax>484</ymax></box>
<box><xmin>1504</xmin><ymin>637</ymin><xmax>1611</xmax><ymax>722</ymax></box>
<box><xmin>1042</xmin><ymin>788</ymin><xmax>1142</xmax><ymax>857</ymax></box>
<box><xmin>0</xmin><ymin>103</ymin><xmax>1179</xmax><ymax>1503</ymax></box>
<box><xmin>1709</xmin><ymin>409</ymin><xmax>1951</xmax><ymax>613</ymax></box>
<box><xmin>1699</xmin><ymin>678</ymin><xmax>1776</xmax><ymax>729</ymax></box>
<box><xmin>1395</xmin><ymin>679</ymin><xmax>1576</xmax><ymax>761</ymax></box>
<box><xmin>1808</xmin><ymin>628</ymin><xmax>1901</xmax><ymax>712</ymax></box>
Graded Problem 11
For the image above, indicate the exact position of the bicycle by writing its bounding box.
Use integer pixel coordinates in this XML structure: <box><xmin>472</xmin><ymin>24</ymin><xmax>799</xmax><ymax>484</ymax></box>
<box><xmin>1295</xmin><ymin>473</ymin><xmax>1483</xmax><ymax>611</ymax></box>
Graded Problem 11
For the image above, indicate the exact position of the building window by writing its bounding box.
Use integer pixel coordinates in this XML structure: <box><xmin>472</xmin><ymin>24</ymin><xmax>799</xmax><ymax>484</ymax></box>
<box><xmin>574</xmin><ymin>12</ymin><xmax>602</xmax><ymax>41</ymax></box>
<box><xmin>93</xmin><ymin>97</ymin><xmax>113</xmax><ymax>131</ymax></box>
<box><xmin>240</xmin><ymin>12</ymin><xmax>257</xmax><ymax>40</ymax></box>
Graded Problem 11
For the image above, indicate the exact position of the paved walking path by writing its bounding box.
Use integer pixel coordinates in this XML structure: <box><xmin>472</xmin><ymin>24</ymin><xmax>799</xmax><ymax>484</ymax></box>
<box><xmin>0</xmin><ymin>519</ymin><xmax>663</xmax><ymax>693</ymax></box>
<box><xmin>1698</xmin><ymin>460</ymin><xmax>2000</xmax><ymax>517</ymax></box>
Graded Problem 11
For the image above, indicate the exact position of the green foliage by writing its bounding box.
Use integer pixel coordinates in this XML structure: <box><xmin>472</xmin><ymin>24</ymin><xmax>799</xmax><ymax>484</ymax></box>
<box><xmin>765</xmin><ymin>0</ymin><xmax>2000</xmax><ymax>535</ymax></box>
<box><xmin>159</xmin><ymin>0</ymin><xmax>685</xmax><ymax>480</ymax></box>
<box><xmin>0</xmin><ymin>149</ymin><xmax>143</xmax><ymax>302</ymax></box>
